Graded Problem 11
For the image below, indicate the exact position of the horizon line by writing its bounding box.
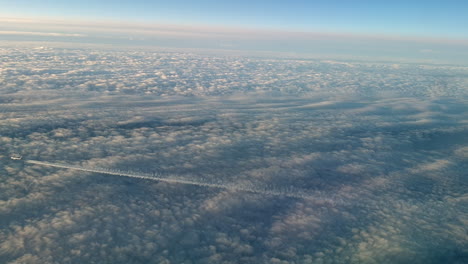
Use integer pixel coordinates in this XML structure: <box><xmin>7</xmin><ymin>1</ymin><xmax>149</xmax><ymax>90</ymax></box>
<box><xmin>2</xmin><ymin>16</ymin><xmax>468</xmax><ymax>46</ymax></box>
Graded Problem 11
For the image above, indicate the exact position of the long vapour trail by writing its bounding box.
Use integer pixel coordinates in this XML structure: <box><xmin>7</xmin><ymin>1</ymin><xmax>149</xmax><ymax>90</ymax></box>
<box><xmin>25</xmin><ymin>159</ymin><xmax>343</xmax><ymax>204</ymax></box>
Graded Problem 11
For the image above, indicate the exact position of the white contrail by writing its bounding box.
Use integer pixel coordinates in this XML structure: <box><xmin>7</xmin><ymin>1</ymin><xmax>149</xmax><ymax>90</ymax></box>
<box><xmin>25</xmin><ymin>159</ymin><xmax>341</xmax><ymax>203</ymax></box>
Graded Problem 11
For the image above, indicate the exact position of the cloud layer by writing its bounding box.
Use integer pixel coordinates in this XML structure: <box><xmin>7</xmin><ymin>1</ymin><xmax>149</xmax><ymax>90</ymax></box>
<box><xmin>0</xmin><ymin>45</ymin><xmax>467</xmax><ymax>263</ymax></box>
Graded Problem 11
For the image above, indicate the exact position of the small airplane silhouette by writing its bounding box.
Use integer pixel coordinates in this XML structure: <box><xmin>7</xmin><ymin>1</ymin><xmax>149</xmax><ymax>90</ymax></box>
<box><xmin>10</xmin><ymin>154</ymin><xmax>22</xmax><ymax>160</ymax></box>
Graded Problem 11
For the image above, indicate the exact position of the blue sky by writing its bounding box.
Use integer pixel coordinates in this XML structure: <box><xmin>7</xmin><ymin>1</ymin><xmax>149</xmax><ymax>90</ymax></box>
<box><xmin>1</xmin><ymin>0</ymin><xmax>467</xmax><ymax>38</ymax></box>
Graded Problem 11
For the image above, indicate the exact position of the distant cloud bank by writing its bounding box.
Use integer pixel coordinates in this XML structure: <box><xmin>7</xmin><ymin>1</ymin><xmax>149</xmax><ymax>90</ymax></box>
<box><xmin>1</xmin><ymin>17</ymin><xmax>468</xmax><ymax>65</ymax></box>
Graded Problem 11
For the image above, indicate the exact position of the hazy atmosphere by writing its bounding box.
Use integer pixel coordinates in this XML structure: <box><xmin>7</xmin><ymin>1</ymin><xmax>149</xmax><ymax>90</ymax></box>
<box><xmin>1</xmin><ymin>1</ymin><xmax>467</xmax><ymax>264</ymax></box>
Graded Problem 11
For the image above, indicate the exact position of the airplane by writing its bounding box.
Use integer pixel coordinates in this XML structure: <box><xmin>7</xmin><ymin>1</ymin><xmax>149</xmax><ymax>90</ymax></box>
<box><xmin>10</xmin><ymin>154</ymin><xmax>22</xmax><ymax>160</ymax></box>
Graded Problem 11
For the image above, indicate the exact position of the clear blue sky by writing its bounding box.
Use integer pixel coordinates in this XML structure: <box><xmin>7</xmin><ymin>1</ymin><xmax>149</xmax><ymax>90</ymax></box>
<box><xmin>1</xmin><ymin>0</ymin><xmax>467</xmax><ymax>38</ymax></box>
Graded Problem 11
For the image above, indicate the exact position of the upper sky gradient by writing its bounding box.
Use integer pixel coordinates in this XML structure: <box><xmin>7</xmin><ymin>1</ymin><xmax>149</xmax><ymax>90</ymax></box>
<box><xmin>1</xmin><ymin>0</ymin><xmax>467</xmax><ymax>38</ymax></box>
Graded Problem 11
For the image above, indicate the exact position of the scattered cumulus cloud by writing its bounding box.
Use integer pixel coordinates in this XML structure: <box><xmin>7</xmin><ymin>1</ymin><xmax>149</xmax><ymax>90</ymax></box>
<box><xmin>0</xmin><ymin>45</ymin><xmax>467</xmax><ymax>263</ymax></box>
